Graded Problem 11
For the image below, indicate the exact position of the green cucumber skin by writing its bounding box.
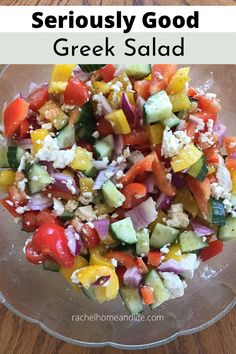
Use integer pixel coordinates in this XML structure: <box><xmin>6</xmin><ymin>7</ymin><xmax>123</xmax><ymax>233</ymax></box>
<box><xmin>7</xmin><ymin>146</ymin><xmax>24</xmax><ymax>169</ymax></box>
<box><xmin>218</xmin><ymin>216</ymin><xmax>236</xmax><ymax>241</ymax></box>
<box><xmin>43</xmin><ymin>261</ymin><xmax>60</xmax><ymax>272</ymax></box>
<box><xmin>119</xmin><ymin>286</ymin><xmax>143</xmax><ymax>314</ymax></box>
<box><xmin>110</xmin><ymin>217</ymin><xmax>137</xmax><ymax>244</ymax></box>
<box><xmin>179</xmin><ymin>231</ymin><xmax>208</xmax><ymax>253</ymax></box>
<box><xmin>150</xmin><ymin>223</ymin><xmax>179</xmax><ymax>249</ymax></box>
<box><xmin>79</xmin><ymin>65</ymin><xmax>105</xmax><ymax>73</ymax></box>
<box><xmin>208</xmin><ymin>198</ymin><xmax>226</xmax><ymax>226</ymax></box>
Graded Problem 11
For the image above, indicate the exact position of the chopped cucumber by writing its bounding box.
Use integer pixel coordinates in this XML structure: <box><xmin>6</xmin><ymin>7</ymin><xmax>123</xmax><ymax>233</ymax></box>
<box><xmin>7</xmin><ymin>146</ymin><xmax>24</xmax><ymax>169</ymax></box>
<box><xmin>0</xmin><ymin>146</ymin><xmax>9</xmax><ymax>168</ymax></box>
<box><xmin>28</xmin><ymin>164</ymin><xmax>52</xmax><ymax>194</ymax></box>
<box><xmin>136</xmin><ymin>228</ymin><xmax>150</xmax><ymax>256</ymax></box>
<box><xmin>58</xmin><ymin>210</ymin><xmax>74</xmax><ymax>222</ymax></box>
<box><xmin>179</xmin><ymin>231</ymin><xmax>208</xmax><ymax>253</ymax></box>
<box><xmin>79</xmin><ymin>64</ymin><xmax>105</xmax><ymax>73</ymax></box>
<box><xmin>150</xmin><ymin>223</ymin><xmax>179</xmax><ymax>249</ymax></box>
<box><xmin>102</xmin><ymin>134</ymin><xmax>115</xmax><ymax>148</ymax></box>
<box><xmin>119</xmin><ymin>286</ymin><xmax>143</xmax><ymax>314</ymax></box>
<box><xmin>110</xmin><ymin>217</ymin><xmax>137</xmax><ymax>244</ymax></box>
<box><xmin>75</xmin><ymin>102</ymin><xmax>96</xmax><ymax>143</ymax></box>
<box><xmin>94</xmin><ymin>140</ymin><xmax>113</xmax><ymax>159</ymax></box>
<box><xmin>84</xmin><ymin>165</ymin><xmax>97</xmax><ymax>178</ymax></box>
<box><xmin>101</xmin><ymin>180</ymin><xmax>126</xmax><ymax>208</ymax></box>
<box><xmin>43</xmin><ymin>260</ymin><xmax>60</xmax><ymax>272</ymax></box>
<box><xmin>56</xmin><ymin>124</ymin><xmax>75</xmax><ymax>149</ymax></box>
<box><xmin>188</xmin><ymin>156</ymin><xmax>208</xmax><ymax>181</ymax></box>
<box><xmin>125</xmin><ymin>64</ymin><xmax>151</xmax><ymax>80</ymax></box>
<box><xmin>145</xmin><ymin>270</ymin><xmax>170</xmax><ymax>309</ymax></box>
<box><xmin>144</xmin><ymin>91</ymin><xmax>172</xmax><ymax>124</ymax></box>
<box><xmin>82</xmin><ymin>286</ymin><xmax>97</xmax><ymax>300</ymax></box>
<box><xmin>207</xmin><ymin>198</ymin><xmax>226</xmax><ymax>226</ymax></box>
<box><xmin>218</xmin><ymin>216</ymin><xmax>236</xmax><ymax>241</ymax></box>
<box><xmin>162</xmin><ymin>113</ymin><xmax>180</xmax><ymax>128</ymax></box>
<box><xmin>39</xmin><ymin>100</ymin><xmax>69</xmax><ymax>130</ymax></box>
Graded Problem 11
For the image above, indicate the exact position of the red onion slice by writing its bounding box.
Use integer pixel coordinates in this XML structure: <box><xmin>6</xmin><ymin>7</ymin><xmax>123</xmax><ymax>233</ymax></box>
<box><xmin>93</xmin><ymin>166</ymin><xmax>118</xmax><ymax>190</ymax></box>
<box><xmin>93</xmin><ymin>275</ymin><xmax>111</xmax><ymax>286</ymax></box>
<box><xmin>158</xmin><ymin>259</ymin><xmax>183</xmax><ymax>274</ymax></box>
<box><xmin>27</xmin><ymin>194</ymin><xmax>53</xmax><ymax>211</ymax></box>
<box><xmin>156</xmin><ymin>193</ymin><xmax>174</xmax><ymax>211</ymax></box>
<box><xmin>125</xmin><ymin>197</ymin><xmax>157</xmax><ymax>230</ymax></box>
<box><xmin>52</xmin><ymin>173</ymin><xmax>78</xmax><ymax>195</ymax></box>
<box><xmin>91</xmin><ymin>219</ymin><xmax>110</xmax><ymax>240</ymax></box>
<box><xmin>191</xmin><ymin>219</ymin><xmax>214</xmax><ymax>237</ymax></box>
<box><xmin>65</xmin><ymin>227</ymin><xmax>82</xmax><ymax>256</ymax></box>
<box><xmin>123</xmin><ymin>267</ymin><xmax>142</xmax><ymax>288</ymax></box>
<box><xmin>122</xmin><ymin>93</ymin><xmax>138</xmax><ymax>128</ymax></box>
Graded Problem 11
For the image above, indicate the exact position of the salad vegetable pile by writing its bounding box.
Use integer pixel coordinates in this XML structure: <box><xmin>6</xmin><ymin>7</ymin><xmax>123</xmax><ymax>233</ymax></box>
<box><xmin>1</xmin><ymin>64</ymin><xmax>236</xmax><ymax>314</ymax></box>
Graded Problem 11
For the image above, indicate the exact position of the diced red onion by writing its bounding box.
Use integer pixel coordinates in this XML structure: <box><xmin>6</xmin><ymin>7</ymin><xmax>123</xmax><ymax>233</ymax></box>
<box><xmin>158</xmin><ymin>260</ymin><xmax>183</xmax><ymax>274</ymax></box>
<box><xmin>52</xmin><ymin>173</ymin><xmax>78</xmax><ymax>195</ymax></box>
<box><xmin>156</xmin><ymin>193</ymin><xmax>174</xmax><ymax>211</ymax></box>
<box><xmin>143</xmin><ymin>175</ymin><xmax>155</xmax><ymax>193</ymax></box>
<box><xmin>28</xmin><ymin>82</ymin><xmax>37</xmax><ymax>95</ymax></box>
<box><xmin>216</xmin><ymin>165</ymin><xmax>232</xmax><ymax>194</ymax></box>
<box><xmin>125</xmin><ymin>197</ymin><xmax>157</xmax><ymax>230</ymax></box>
<box><xmin>65</xmin><ymin>227</ymin><xmax>82</xmax><ymax>256</ymax></box>
<box><xmin>191</xmin><ymin>219</ymin><xmax>214</xmax><ymax>237</ymax></box>
<box><xmin>114</xmin><ymin>64</ymin><xmax>126</xmax><ymax>77</ymax></box>
<box><xmin>189</xmin><ymin>114</ymin><xmax>205</xmax><ymax>128</ymax></box>
<box><xmin>40</xmin><ymin>161</ymin><xmax>54</xmax><ymax>175</ymax></box>
<box><xmin>27</xmin><ymin>194</ymin><xmax>53</xmax><ymax>211</ymax></box>
<box><xmin>123</xmin><ymin>266</ymin><xmax>142</xmax><ymax>288</ymax></box>
<box><xmin>122</xmin><ymin>93</ymin><xmax>138</xmax><ymax>128</ymax></box>
<box><xmin>115</xmin><ymin>135</ymin><xmax>124</xmax><ymax>155</ymax></box>
<box><xmin>213</xmin><ymin>122</ymin><xmax>227</xmax><ymax>145</ymax></box>
<box><xmin>91</xmin><ymin>219</ymin><xmax>110</xmax><ymax>240</ymax></box>
<box><xmin>136</xmin><ymin>95</ymin><xmax>145</xmax><ymax>117</ymax></box>
<box><xmin>74</xmin><ymin>68</ymin><xmax>91</xmax><ymax>82</ymax></box>
<box><xmin>17</xmin><ymin>138</ymin><xmax>33</xmax><ymax>151</ymax></box>
<box><xmin>93</xmin><ymin>166</ymin><xmax>118</xmax><ymax>190</ymax></box>
<box><xmin>175</xmin><ymin>120</ymin><xmax>185</xmax><ymax>131</ymax></box>
<box><xmin>172</xmin><ymin>173</ymin><xmax>186</xmax><ymax>188</ymax></box>
<box><xmin>93</xmin><ymin>275</ymin><xmax>111</xmax><ymax>286</ymax></box>
<box><xmin>92</xmin><ymin>159</ymin><xmax>109</xmax><ymax>171</ymax></box>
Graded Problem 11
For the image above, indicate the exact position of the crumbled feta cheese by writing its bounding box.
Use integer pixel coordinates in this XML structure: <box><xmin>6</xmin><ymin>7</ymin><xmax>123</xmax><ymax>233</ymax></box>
<box><xmin>216</xmin><ymin>165</ymin><xmax>232</xmax><ymax>194</ymax></box>
<box><xmin>65</xmin><ymin>199</ymin><xmax>79</xmax><ymax>212</ymax></box>
<box><xmin>86</xmin><ymin>221</ymin><xmax>95</xmax><ymax>228</ymax></box>
<box><xmin>202</xmin><ymin>236</ymin><xmax>207</xmax><ymax>242</ymax></box>
<box><xmin>111</xmin><ymin>258</ymin><xmax>118</xmax><ymax>267</ymax></box>
<box><xmin>92</xmin><ymin>131</ymin><xmax>100</xmax><ymax>139</ymax></box>
<box><xmin>116</xmin><ymin>170</ymin><xmax>125</xmax><ymax>180</ymax></box>
<box><xmin>166</xmin><ymin>173</ymin><xmax>172</xmax><ymax>182</ymax></box>
<box><xmin>110</xmin><ymin>160</ymin><xmax>117</xmax><ymax>167</ymax></box>
<box><xmin>160</xmin><ymin>243</ymin><xmax>170</xmax><ymax>254</ymax></box>
<box><xmin>207</xmin><ymin>119</ymin><xmax>214</xmax><ymax>133</ymax></box>
<box><xmin>166</xmin><ymin>203</ymin><xmax>189</xmax><ymax>228</ymax></box>
<box><xmin>105</xmin><ymin>172</ymin><xmax>114</xmax><ymax>179</ymax></box>
<box><xmin>116</xmin><ymin>183</ymin><xmax>123</xmax><ymax>189</ymax></box>
<box><xmin>111</xmin><ymin>212</ymin><xmax>118</xmax><ymax>219</ymax></box>
<box><xmin>117</xmin><ymin>156</ymin><xmax>126</xmax><ymax>163</ymax></box>
<box><xmin>160</xmin><ymin>255</ymin><xmax>166</xmax><ymax>261</ymax></box>
<box><xmin>5</xmin><ymin>200</ymin><xmax>14</xmax><ymax>207</ymax></box>
<box><xmin>111</xmin><ymin>81</ymin><xmax>123</xmax><ymax>93</ymax></box>
<box><xmin>75</xmin><ymin>205</ymin><xmax>97</xmax><ymax>221</ymax></box>
<box><xmin>179</xmin><ymin>253</ymin><xmax>200</xmax><ymax>279</ymax></box>
<box><xmin>92</xmin><ymin>93</ymin><xmax>103</xmax><ymax>116</ymax></box>
<box><xmin>17</xmin><ymin>178</ymin><xmax>27</xmax><ymax>192</ymax></box>
<box><xmin>65</xmin><ymin>179</ymin><xmax>76</xmax><ymax>194</ymax></box>
<box><xmin>160</xmin><ymin>272</ymin><xmax>187</xmax><ymax>298</ymax></box>
<box><xmin>161</xmin><ymin>127</ymin><xmax>182</xmax><ymax>158</ymax></box>
<box><xmin>41</xmin><ymin>122</ymin><xmax>52</xmax><ymax>130</ymax></box>
<box><xmin>199</xmin><ymin>132</ymin><xmax>214</xmax><ymax>146</ymax></box>
<box><xmin>194</xmin><ymin>118</ymin><xmax>205</xmax><ymax>133</ymax></box>
<box><xmin>174</xmin><ymin>130</ymin><xmax>191</xmax><ymax>146</ymax></box>
<box><xmin>128</xmin><ymin>150</ymin><xmax>144</xmax><ymax>164</ymax></box>
<box><xmin>16</xmin><ymin>205</ymin><xmax>30</xmax><ymax>215</ymax></box>
<box><xmin>79</xmin><ymin>192</ymin><xmax>93</xmax><ymax>206</ymax></box>
<box><xmin>53</xmin><ymin>198</ymin><xmax>64</xmax><ymax>216</ymax></box>
<box><xmin>17</xmin><ymin>155</ymin><xmax>26</xmax><ymax>172</ymax></box>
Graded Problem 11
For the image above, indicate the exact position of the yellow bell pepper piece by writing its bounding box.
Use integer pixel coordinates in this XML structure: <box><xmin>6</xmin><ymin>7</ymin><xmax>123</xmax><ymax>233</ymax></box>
<box><xmin>74</xmin><ymin>265</ymin><xmax>114</xmax><ymax>289</ymax></box>
<box><xmin>90</xmin><ymin>246</ymin><xmax>114</xmax><ymax>268</ymax></box>
<box><xmin>0</xmin><ymin>170</ymin><xmax>16</xmax><ymax>191</ymax></box>
<box><xmin>170</xmin><ymin>89</ymin><xmax>191</xmax><ymax>112</ymax></box>
<box><xmin>149</xmin><ymin>210</ymin><xmax>167</xmax><ymax>232</ymax></box>
<box><xmin>165</xmin><ymin>243</ymin><xmax>182</xmax><ymax>261</ymax></box>
<box><xmin>60</xmin><ymin>256</ymin><xmax>88</xmax><ymax>290</ymax></box>
<box><xmin>167</xmin><ymin>67</ymin><xmax>190</xmax><ymax>94</ymax></box>
<box><xmin>105</xmin><ymin>109</ymin><xmax>131</xmax><ymax>135</ymax></box>
<box><xmin>117</xmin><ymin>91</ymin><xmax>135</xmax><ymax>105</ymax></box>
<box><xmin>39</xmin><ymin>100</ymin><xmax>69</xmax><ymax>130</ymax></box>
<box><xmin>95</xmin><ymin>271</ymin><xmax>119</xmax><ymax>302</ymax></box>
<box><xmin>62</xmin><ymin>169</ymin><xmax>74</xmax><ymax>178</ymax></box>
<box><xmin>174</xmin><ymin>187</ymin><xmax>198</xmax><ymax>217</ymax></box>
<box><xmin>70</xmin><ymin>147</ymin><xmax>93</xmax><ymax>171</ymax></box>
<box><xmin>230</xmin><ymin>169</ymin><xmax>236</xmax><ymax>193</ymax></box>
<box><xmin>171</xmin><ymin>144</ymin><xmax>202</xmax><ymax>172</ymax></box>
<box><xmin>48</xmin><ymin>64</ymin><xmax>76</xmax><ymax>93</ymax></box>
<box><xmin>145</xmin><ymin>74</ymin><xmax>152</xmax><ymax>81</ymax></box>
<box><xmin>79</xmin><ymin>177</ymin><xmax>94</xmax><ymax>193</ymax></box>
<box><xmin>93</xmin><ymin>81</ymin><xmax>111</xmax><ymax>95</ymax></box>
<box><xmin>31</xmin><ymin>128</ymin><xmax>49</xmax><ymax>154</ymax></box>
<box><xmin>148</xmin><ymin>124</ymin><xmax>164</xmax><ymax>145</ymax></box>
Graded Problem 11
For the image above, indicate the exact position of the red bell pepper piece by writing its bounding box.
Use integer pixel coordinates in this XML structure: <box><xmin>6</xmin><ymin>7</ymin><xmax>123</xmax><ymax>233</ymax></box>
<box><xmin>122</xmin><ymin>183</ymin><xmax>147</xmax><ymax>209</ymax></box>
<box><xmin>80</xmin><ymin>224</ymin><xmax>100</xmax><ymax>249</ymax></box>
<box><xmin>27</xmin><ymin>86</ymin><xmax>49</xmax><ymax>112</ymax></box>
<box><xmin>3</xmin><ymin>97</ymin><xmax>29</xmax><ymax>137</ymax></box>
<box><xmin>0</xmin><ymin>197</ymin><xmax>19</xmax><ymax>218</ymax></box>
<box><xmin>105</xmin><ymin>251</ymin><xmax>137</xmax><ymax>268</ymax></box>
<box><xmin>140</xmin><ymin>286</ymin><xmax>155</xmax><ymax>305</ymax></box>
<box><xmin>64</xmin><ymin>78</ymin><xmax>89</xmax><ymax>106</ymax></box>
<box><xmin>199</xmin><ymin>240</ymin><xmax>223</xmax><ymax>262</ymax></box>
<box><xmin>186</xmin><ymin>176</ymin><xmax>211</xmax><ymax>217</ymax></box>
<box><xmin>147</xmin><ymin>251</ymin><xmax>162</xmax><ymax>267</ymax></box>
<box><xmin>99</xmin><ymin>64</ymin><xmax>116</xmax><ymax>83</ymax></box>
<box><xmin>152</xmin><ymin>153</ymin><xmax>176</xmax><ymax>197</ymax></box>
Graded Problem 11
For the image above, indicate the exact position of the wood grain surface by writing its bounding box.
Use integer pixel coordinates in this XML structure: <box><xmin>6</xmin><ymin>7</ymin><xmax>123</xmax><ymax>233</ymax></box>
<box><xmin>1</xmin><ymin>0</ymin><xmax>236</xmax><ymax>353</ymax></box>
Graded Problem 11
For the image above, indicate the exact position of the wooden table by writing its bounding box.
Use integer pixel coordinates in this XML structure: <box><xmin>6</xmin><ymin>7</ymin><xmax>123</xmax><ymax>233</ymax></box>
<box><xmin>1</xmin><ymin>0</ymin><xmax>236</xmax><ymax>353</ymax></box>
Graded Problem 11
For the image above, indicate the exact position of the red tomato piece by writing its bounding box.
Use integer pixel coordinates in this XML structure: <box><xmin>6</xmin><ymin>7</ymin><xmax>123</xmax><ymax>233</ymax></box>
<box><xmin>3</xmin><ymin>97</ymin><xmax>29</xmax><ymax>137</ymax></box>
<box><xmin>198</xmin><ymin>96</ymin><xmax>221</xmax><ymax>115</ymax></box>
<box><xmin>64</xmin><ymin>78</ymin><xmax>90</xmax><ymax>106</ymax></box>
<box><xmin>77</xmin><ymin>142</ymin><xmax>94</xmax><ymax>153</ymax></box>
<box><xmin>99</xmin><ymin>64</ymin><xmax>116</xmax><ymax>83</ymax></box>
<box><xmin>36</xmin><ymin>209</ymin><xmax>59</xmax><ymax>226</ymax></box>
<box><xmin>224</xmin><ymin>137</ymin><xmax>236</xmax><ymax>157</ymax></box>
<box><xmin>122</xmin><ymin>127</ymin><xmax>149</xmax><ymax>146</ymax></box>
<box><xmin>105</xmin><ymin>251</ymin><xmax>137</xmax><ymax>268</ymax></box>
<box><xmin>14</xmin><ymin>119</ymin><xmax>30</xmax><ymax>140</ymax></box>
<box><xmin>150</xmin><ymin>64</ymin><xmax>177</xmax><ymax>95</ymax></box>
<box><xmin>80</xmin><ymin>224</ymin><xmax>100</xmax><ymax>249</ymax></box>
<box><xmin>140</xmin><ymin>286</ymin><xmax>155</xmax><ymax>305</ymax></box>
<box><xmin>0</xmin><ymin>197</ymin><xmax>19</xmax><ymax>217</ymax></box>
<box><xmin>42</xmin><ymin>186</ymin><xmax>74</xmax><ymax>201</ymax></box>
<box><xmin>27</xmin><ymin>86</ymin><xmax>49</xmax><ymax>112</ymax></box>
<box><xmin>97</xmin><ymin>117</ymin><xmax>114</xmax><ymax>137</ymax></box>
<box><xmin>25</xmin><ymin>241</ymin><xmax>48</xmax><ymax>264</ymax></box>
<box><xmin>199</xmin><ymin>240</ymin><xmax>223</xmax><ymax>262</ymax></box>
<box><xmin>147</xmin><ymin>251</ymin><xmax>162</xmax><ymax>267</ymax></box>
<box><xmin>136</xmin><ymin>257</ymin><xmax>148</xmax><ymax>274</ymax></box>
<box><xmin>22</xmin><ymin>211</ymin><xmax>38</xmax><ymax>232</ymax></box>
<box><xmin>134</xmin><ymin>80</ymin><xmax>151</xmax><ymax>100</ymax></box>
<box><xmin>122</xmin><ymin>183</ymin><xmax>147</xmax><ymax>209</ymax></box>
<box><xmin>204</xmin><ymin>147</ymin><xmax>219</xmax><ymax>164</ymax></box>
<box><xmin>32</xmin><ymin>223</ymin><xmax>74</xmax><ymax>267</ymax></box>
<box><xmin>116</xmin><ymin>266</ymin><xmax>126</xmax><ymax>283</ymax></box>
<box><xmin>7</xmin><ymin>186</ymin><xmax>27</xmax><ymax>206</ymax></box>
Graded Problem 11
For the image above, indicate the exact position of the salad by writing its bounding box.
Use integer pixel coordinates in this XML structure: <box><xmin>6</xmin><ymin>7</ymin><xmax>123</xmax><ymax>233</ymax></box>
<box><xmin>0</xmin><ymin>64</ymin><xmax>236</xmax><ymax>314</ymax></box>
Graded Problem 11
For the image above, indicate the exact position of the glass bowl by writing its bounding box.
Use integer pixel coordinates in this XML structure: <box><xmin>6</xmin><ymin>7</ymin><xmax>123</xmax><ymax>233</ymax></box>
<box><xmin>0</xmin><ymin>65</ymin><xmax>236</xmax><ymax>349</ymax></box>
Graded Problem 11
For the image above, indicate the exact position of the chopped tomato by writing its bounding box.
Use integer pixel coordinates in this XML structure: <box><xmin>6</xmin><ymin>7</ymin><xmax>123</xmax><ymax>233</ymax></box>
<box><xmin>224</xmin><ymin>137</ymin><xmax>236</xmax><ymax>157</ymax></box>
<box><xmin>188</xmin><ymin>87</ymin><xmax>197</xmax><ymax>97</ymax></box>
<box><xmin>226</xmin><ymin>158</ymin><xmax>236</xmax><ymax>171</ymax></box>
<box><xmin>123</xmin><ymin>127</ymin><xmax>149</xmax><ymax>146</ymax></box>
<box><xmin>3</xmin><ymin>97</ymin><xmax>29</xmax><ymax>137</ymax></box>
<box><xmin>22</xmin><ymin>211</ymin><xmax>38</xmax><ymax>232</ymax></box>
<box><xmin>184</xmin><ymin>121</ymin><xmax>197</xmax><ymax>139</ymax></box>
<box><xmin>36</xmin><ymin>209</ymin><xmax>59</xmax><ymax>226</ymax></box>
<box><xmin>186</xmin><ymin>176</ymin><xmax>211</xmax><ymax>217</ymax></box>
<box><xmin>99</xmin><ymin>64</ymin><xmax>116</xmax><ymax>83</ymax></box>
<box><xmin>97</xmin><ymin>117</ymin><xmax>114</xmax><ymax>137</ymax></box>
<box><xmin>64</xmin><ymin>78</ymin><xmax>90</xmax><ymax>106</ymax></box>
<box><xmin>197</xmin><ymin>134</ymin><xmax>218</xmax><ymax>150</ymax></box>
<box><xmin>132</xmin><ymin>144</ymin><xmax>151</xmax><ymax>154</ymax></box>
<box><xmin>140</xmin><ymin>286</ymin><xmax>155</xmax><ymax>305</ymax></box>
<box><xmin>198</xmin><ymin>96</ymin><xmax>221</xmax><ymax>115</ymax></box>
<box><xmin>150</xmin><ymin>64</ymin><xmax>177</xmax><ymax>95</ymax></box>
<box><xmin>0</xmin><ymin>197</ymin><xmax>19</xmax><ymax>217</ymax></box>
<box><xmin>105</xmin><ymin>251</ymin><xmax>137</xmax><ymax>268</ymax></box>
<box><xmin>77</xmin><ymin>142</ymin><xmax>94</xmax><ymax>153</ymax></box>
<box><xmin>32</xmin><ymin>223</ymin><xmax>74</xmax><ymax>267</ymax></box>
<box><xmin>14</xmin><ymin>119</ymin><xmax>30</xmax><ymax>140</ymax></box>
<box><xmin>136</xmin><ymin>257</ymin><xmax>148</xmax><ymax>274</ymax></box>
<box><xmin>204</xmin><ymin>147</ymin><xmax>219</xmax><ymax>164</ymax></box>
<box><xmin>147</xmin><ymin>251</ymin><xmax>162</xmax><ymax>267</ymax></box>
<box><xmin>42</xmin><ymin>186</ymin><xmax>74</xmax><ymax>200</ymax></box>
<box><xmin>25</xmin><ymin>241</ymin><xmax>48</xmax><ymax>264</ymax></box>
<box><xmin>152</xmin><ymin>153</ymin><xmax>176</xmax><ymax>197</ymax></box>
<box><xmin>120</xmin><ymin>152</ymin><xmax>155</xmax><ymax>186</ymax></box>
<box><xmin>122</xmin><ymin>183</ymin><xmax>147</xmax><ymax>209</ymax></box>
<box><xmin>199</xmin><ymin>240</ymin><xmax>223</xmax><ymax>262</ymax></box>
<box><xmin>7</xmin><ymin>186</ymin><xmax>27</xmax><ymax>206</ymax></box>
<box><xmin>116</xmin><ymin>266</ymin><xmax>126</xmax><ymax>283</ymax></box>
<box><xmin>27</xmin><ymin>86</ymin><xmax>49</xmax><ymax>111</ymax></box>
<box><xmin>194</xmin><ymin>111</ymin><xmax>217</xmax><ymax>123</ymax></box>
<box><xmin>134</xmin><ymin>80</ymin><xmax>151</xmax><ymax>100</ymax></box>
<box><xmin>80</xmin><ymin>224</ymin><xmax>100</xmax><ymax>249</ymax></box>
<box><xmin>207</xmin><ymin>174</ymin><xmax>217</xmax><ymax>184</ymax></box>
